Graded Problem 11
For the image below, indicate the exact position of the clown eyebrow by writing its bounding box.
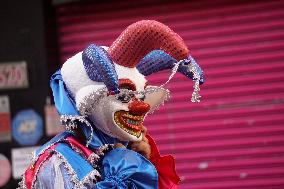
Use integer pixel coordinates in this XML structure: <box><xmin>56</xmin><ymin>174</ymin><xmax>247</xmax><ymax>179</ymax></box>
<box><xmin>119</xmin><ymin>79</ymin><xmax>136</xmax><ymax>91</ymax></box>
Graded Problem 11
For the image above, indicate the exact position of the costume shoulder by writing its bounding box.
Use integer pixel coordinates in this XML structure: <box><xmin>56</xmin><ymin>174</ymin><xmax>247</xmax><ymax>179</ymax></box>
<box><xmin>18</xmin><ymin>132</ymin><xmax>101</xmax><ymax>189</ymax></box>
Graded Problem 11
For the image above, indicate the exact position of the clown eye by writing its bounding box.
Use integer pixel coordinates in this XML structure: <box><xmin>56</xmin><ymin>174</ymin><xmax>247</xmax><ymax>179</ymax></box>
<box><xmin>135</xmin><ymin>91</ymin><xmax>146</xmax><ymax>101</ymax></box>
<box><xmin>139</xmin><ymin>94</ymin><xmax>145</xmax><ymax>101</ymax></box>
<box><xmin>116</xmin><ymin>93</ymin><xmax>133</xmax><ymax>103</ymax></box>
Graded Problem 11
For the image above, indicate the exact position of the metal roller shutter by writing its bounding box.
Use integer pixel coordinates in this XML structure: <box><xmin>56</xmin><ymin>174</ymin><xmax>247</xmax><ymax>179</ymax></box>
<box><xmin>55</xmin><ymin>0</ymin><xmax>284</xmax><ymax>188</ymax></box>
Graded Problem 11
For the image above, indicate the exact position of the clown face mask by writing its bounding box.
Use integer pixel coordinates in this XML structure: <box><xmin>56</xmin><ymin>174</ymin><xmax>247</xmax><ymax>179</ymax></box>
<box><xmin>62</xmin><ymin>52</ymin><xmax>170</xmax><ymax>142</ymax></box>
<box><xmin>80</xmin><ymin>85</ymin><xmax>156</xmax><ymax>141</ymax></box>
<box><xmin>89</xmin><ymin>86</ymin><xmax>170</xmax><ymax>142</ymax></box>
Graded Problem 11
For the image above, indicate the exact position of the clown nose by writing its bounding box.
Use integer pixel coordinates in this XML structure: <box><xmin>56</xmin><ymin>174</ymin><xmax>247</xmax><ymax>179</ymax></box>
<box><xmin>128</xmin><ymin>99</ymin><xmax>150</xmax><ymax>116</ymax></box>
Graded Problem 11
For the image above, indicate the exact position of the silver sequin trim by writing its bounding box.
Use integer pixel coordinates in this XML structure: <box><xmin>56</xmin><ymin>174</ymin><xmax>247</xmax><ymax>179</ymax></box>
<box><xmin>17</xmin><ymin>175</ymin><xmax>27</xmax><ymax>189</ymax></box>
<box><xmin>188</xmin><ymin>61</ymin><xmax>201</xmax><ymax>102</ymax></box>
<box><xmin>160</xmin><ymin>58</ymin><xmax>201</xmax><ymax>103</ymax></box>
<box><xmin>77</xmin><ymin>88</ymin><xmax>108</xmax><ymax>116</ymax></box>
<box><xmin>87</xmin><ymin>153</ymin><xmax>100</xmax><ymax>168</ymax></box>
<box><xmin>60</xmin><ymin>115</ymin><xmax>94</xmax><ymax>147</ymax></box>
<box><xmin>55</xmin><ymin>152</ymin><xmax>101</xmax><ymax>189</ymax></box>
<box><xmin>146</xmin><ymin>87</ymin><xmax>171</xmax><ymax>114</ymax></box>
<box><xmin>160</xmin><ymin>60</ymin><xmax>183</xmax><ymax>88</ymax></box>
<box><xmin>77</xmin><ymin>86</ymin><xmax>171</xmax><ymax>116</ymax></box>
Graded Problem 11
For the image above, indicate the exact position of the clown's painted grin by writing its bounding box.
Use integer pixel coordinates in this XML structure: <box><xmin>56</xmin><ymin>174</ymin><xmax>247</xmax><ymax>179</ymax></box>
<box><xmin>114</xmin><ymin>110</ymin><xmax>144</xmax><ymax>138</ymax></box>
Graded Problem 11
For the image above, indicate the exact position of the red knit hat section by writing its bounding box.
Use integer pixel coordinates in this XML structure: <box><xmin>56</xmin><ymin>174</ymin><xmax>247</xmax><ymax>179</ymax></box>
<box><xmin>108</xmin><ymin>20</ymin><xmax>189</xmax><ymax>68</ymax></box>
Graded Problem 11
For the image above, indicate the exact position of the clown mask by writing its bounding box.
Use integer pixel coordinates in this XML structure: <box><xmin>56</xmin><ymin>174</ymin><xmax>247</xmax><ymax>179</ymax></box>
<box><xmin>60</xmin><ymin>20</ymin><xmax>204</xmax><ymax>142</ymax></box>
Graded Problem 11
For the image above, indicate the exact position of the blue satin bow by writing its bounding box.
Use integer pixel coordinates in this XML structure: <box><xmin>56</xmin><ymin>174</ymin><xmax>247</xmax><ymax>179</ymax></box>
<box><xmin>95</xmin><ymin>148</ymin><xmax>158</xmax><ymax>189</ymax></box>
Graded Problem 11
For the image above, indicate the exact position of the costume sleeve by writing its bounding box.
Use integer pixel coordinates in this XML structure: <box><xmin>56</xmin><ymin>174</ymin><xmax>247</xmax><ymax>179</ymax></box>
<box><xmin>33</xmin><ymin>155</ymin><xmax>75</xmax><ymax>189</ymax></box>
<box><xmin>94</xmin><ymin>148</ymin><xmax>158</xmax><ymax>189</ymax></box>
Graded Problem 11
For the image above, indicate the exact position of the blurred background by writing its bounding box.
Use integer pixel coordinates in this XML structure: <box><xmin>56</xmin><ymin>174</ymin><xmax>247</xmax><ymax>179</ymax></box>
<box><xmin>0</xmin><ymin>0</ymin><xmax>284</xmax><ymax>188</ymax></box>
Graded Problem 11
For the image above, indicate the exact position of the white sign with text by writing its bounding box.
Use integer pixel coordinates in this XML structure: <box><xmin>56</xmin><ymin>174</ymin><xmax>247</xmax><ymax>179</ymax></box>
<box><xmin>0</xmin><ymin>61</ymin><xmax>29</xmax><ymax>89</ymax></box>
<box><xmin>11</xmin><ymin>146</ymin><xmax>39</xmax><ymax>179</ymax></box>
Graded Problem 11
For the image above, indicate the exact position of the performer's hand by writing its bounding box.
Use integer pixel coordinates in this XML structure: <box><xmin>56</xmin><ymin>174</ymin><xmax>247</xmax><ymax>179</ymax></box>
<box><xmin>114</xmin><ymin>143</ymin><xmax>126</xmax><ymax>148</ymax></box>
<box><xmin>129</xmin><ymin>126</ymin><xmax>151</xmax><ymax>159</ymax></box>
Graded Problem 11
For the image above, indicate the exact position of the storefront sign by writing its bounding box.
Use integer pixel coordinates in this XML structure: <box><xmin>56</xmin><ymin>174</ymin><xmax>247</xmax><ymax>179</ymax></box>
<box><xmin>12</xmin><ymin>109</ymin><xmax>43</xmax><ymax>146</ymax></box>
<box><xmin>11</xmin><ymin>146</ymin><xmax>38</xmax><ymax>179</ymax></box>
<box><xmin>0</xmin><ymin>61</ymin><xmax>29</xmax><ymax>89</ymax></box>
<box><xmin>45</xmin><ymin>104</ymin><xmax>65</xmax><ymax>136</ymax></box>
<box><xmin>0</xmin><ymin>96</ymin><xmax>11</xmax><ymax>142</ymax></box>
<box><xmin>0</xmin><ymin>154</ymin><xmax>11</xmax><ymax>187</ymax></box>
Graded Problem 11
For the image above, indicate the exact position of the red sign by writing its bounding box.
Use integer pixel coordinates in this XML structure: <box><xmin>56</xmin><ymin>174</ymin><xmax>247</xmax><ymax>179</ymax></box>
<box><xmin>45</xmin><ymin>104</ymin><xmax>65</xmax><ymax>136</ymax></box>
<box><xmin>0</xmin><ymin>96</ymin><xmax>11</xmax><ymax>142</ymax></box>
